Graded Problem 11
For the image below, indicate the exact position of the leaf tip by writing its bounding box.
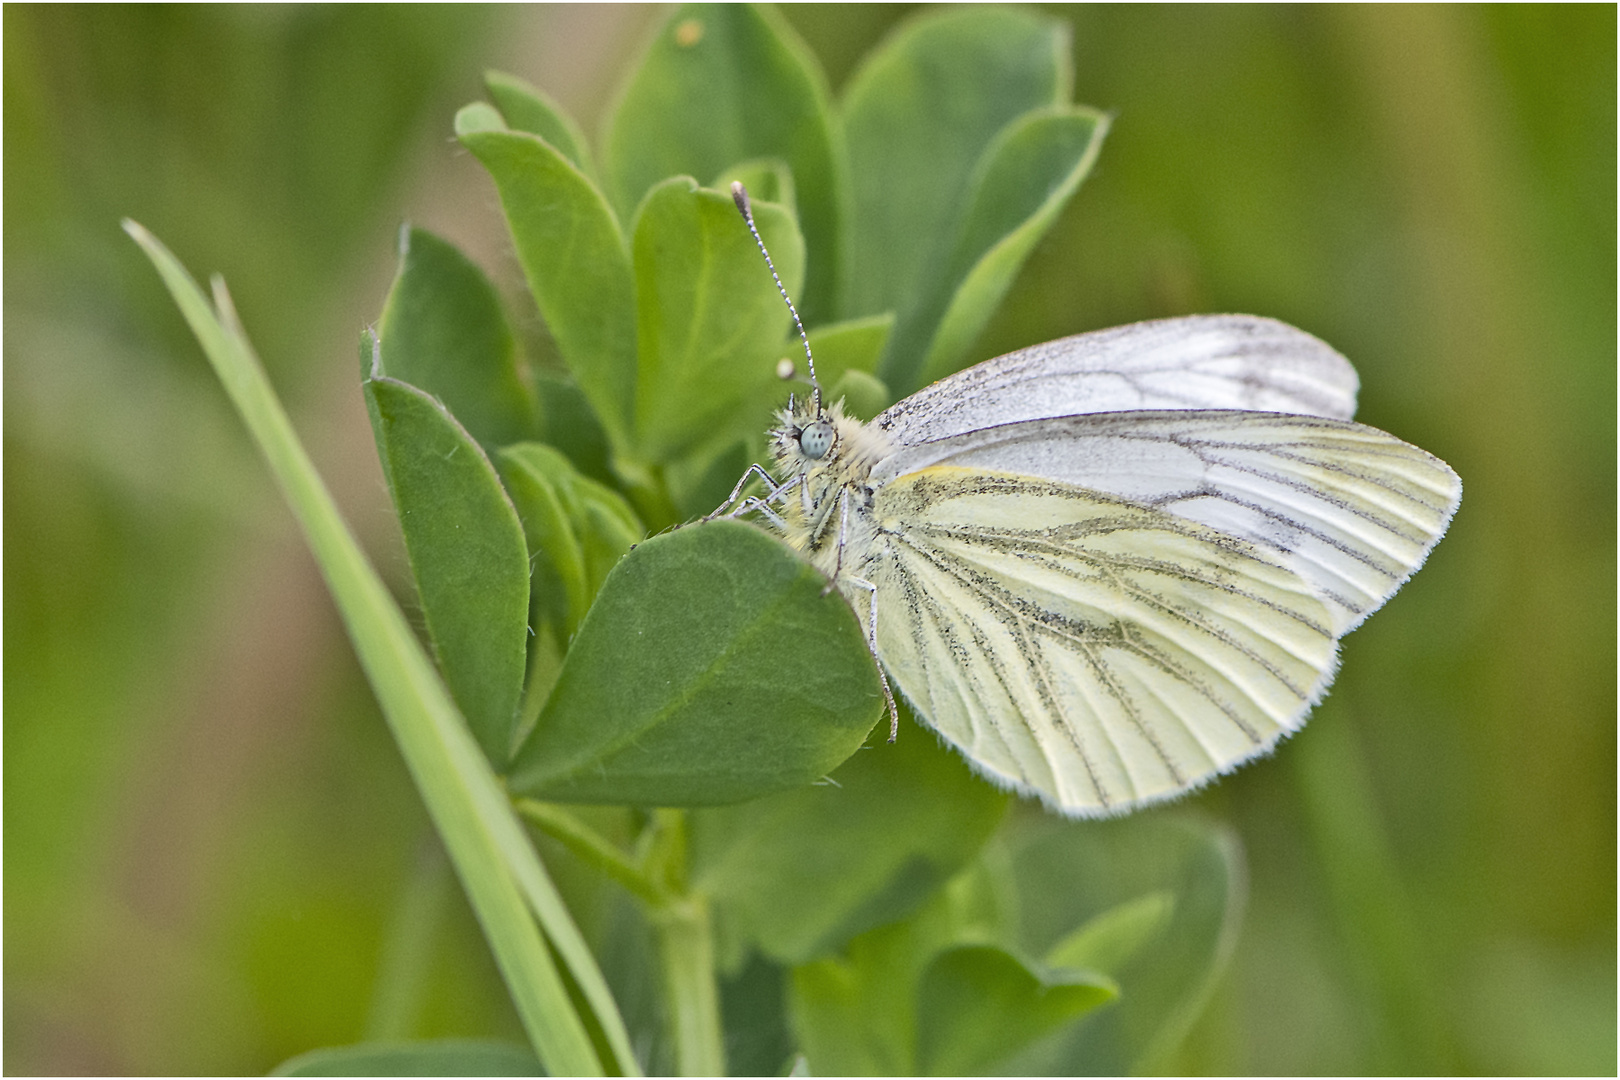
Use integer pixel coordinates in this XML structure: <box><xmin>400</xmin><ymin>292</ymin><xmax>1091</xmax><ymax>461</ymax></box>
<box><xmin>455</xmin><ymin>101</ymin><xmax>508</xmax><ymax>139</ymax></box>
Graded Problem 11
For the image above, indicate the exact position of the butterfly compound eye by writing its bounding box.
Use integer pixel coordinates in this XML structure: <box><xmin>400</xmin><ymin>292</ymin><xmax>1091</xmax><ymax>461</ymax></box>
<box><xmin>799</xmin><ymin>420</ymin><xmax>835</xmax><ymax>460</ymax></box>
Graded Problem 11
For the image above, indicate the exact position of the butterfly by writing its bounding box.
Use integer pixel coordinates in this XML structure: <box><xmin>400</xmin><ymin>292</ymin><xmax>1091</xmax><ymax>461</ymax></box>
<box><xmin>721</xmin><ymin>184</ymin><xmax>1461</xmax><ymax>818</ymax></box>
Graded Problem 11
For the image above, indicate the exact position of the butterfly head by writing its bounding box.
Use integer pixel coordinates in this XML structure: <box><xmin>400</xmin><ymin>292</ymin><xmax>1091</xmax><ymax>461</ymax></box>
<box><xmin>770</xmin><ymin>395</ymin><xmax>835</xmax><ymax>471</ymax></box>
<box><xmin>770</xmin><ymin>397</ymin><xmax>892</xmax><ymax>483</ymax></box>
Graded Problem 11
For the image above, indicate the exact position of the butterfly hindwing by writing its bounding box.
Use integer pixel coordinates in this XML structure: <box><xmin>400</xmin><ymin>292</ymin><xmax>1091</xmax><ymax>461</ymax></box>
<box><xmin>859</xmin><ymin>467</ymin><xmax>1341</xmax><ymax>815</ymax></box>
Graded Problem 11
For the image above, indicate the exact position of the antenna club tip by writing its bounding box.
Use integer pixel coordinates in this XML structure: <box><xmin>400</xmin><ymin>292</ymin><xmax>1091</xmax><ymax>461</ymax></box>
<box><xmin>730</xmin><ymin>181</ymin><xmax>750</xmax><ymax>217</ymax></box>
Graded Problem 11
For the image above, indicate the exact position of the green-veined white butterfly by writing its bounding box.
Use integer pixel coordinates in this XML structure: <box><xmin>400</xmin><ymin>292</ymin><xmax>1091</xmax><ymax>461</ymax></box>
<box><xmin>722</xmin><ymin>183</ymin><xmax>1461</xmax><ymax>819</ymax></box>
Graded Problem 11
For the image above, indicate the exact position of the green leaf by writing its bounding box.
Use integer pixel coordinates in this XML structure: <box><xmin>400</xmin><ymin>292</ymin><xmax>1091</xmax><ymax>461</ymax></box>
<box><xmin>496</xmin><ymin>445</ymin><xmax>587</xmax><ymax>639</ymax></box>
<box><xmin>691</xmin><ymin>712</ymin><xmax>1008</xmax><ymax>967</ymax></box>
<box><xmin>630</xmin><ymin>177</ymin><xmax>803</xmax><ymax>462</ymax></box>
<box><xmin>485</xmin><ymin>69</ymin><xmax>596</xmax><ymax>179</ymax></box>
<box><xmin>991</xmin><ymin>813</ymin><xmax>1246</xmax><ymax>1076</ymax></box>
<box><xmin>602</xmin><ymin>2</ymin><xmax>843</xmax><ymax>322</ymax></box>
<box><xmin>915</xmin><ymin>945</ymin><xmax>1116</xmax><ymax>1076</ymax></box>
<box><xmin>712</xmin><ymin>156</ymin><xmax>797</xmax><ymax>215</ymax></box>
<box><xmin>911</xmin><ymin>106</ymin><xmax>1110</xmax><ymax>390</ymax></box>
<box><xmin>665</xmin><ymin>438</ymin><xmax>755</xmax><ymax>525</ymax></box>
<box><xmin>788</xmin><ymin>812</ymin><xmax>1238</xmax><ymax>1078</ymax></box>
<box><xmin>790</xmin><ymin>920</ymin><xmax>924</xmax><ymax>1076</ymax></box>
<box><xmin>497</xmin><ymin>442</ymin><xmax>644</xmax><ymax>640</ymax></box>
<box><xmin>506</xmin><ymin>519</ymin><xmax>880</xmax><ymax>805</ymax></box>
<box><xmin>1044</xmin><ymin>889</ymin><xmax>1177</xmax><ymax>976</ymax></box>
<box><xmin>376</xmin><ymin>226</ymin><xmax>538</xmax><ymax>448</ymax></box>
<box><xmin>456</xmin><ymin>108</ymin><xmax>637</xmax><ymax>455</ymax></box>
<box><xmin>839</xmin><ymin>7</ymin><xmax>1068</xmax><ymax>342</ymax></box>
<box><xmin>826</xmin><ymin>369</ymin><xmax>889</xmax><ymax>423</ymax></box>
<box><xmin>533</xmin><ymin>371</ymin><xmax>614</xmax><ymax>487</ymax></box>
<box><xmin>795</xmin><ymin>312</ymin><xmax>893</xmax><ymax>405</ymax></box>
<box><xmin>272</xmin><ymin>1039</ymin><xmax>543</xmax><ymax>1077</ymax></box>
<box><xmin>718</xmin><ymin>954</ymin><xmax>796</xmax><ymax>1079</ymax></box>
<box><xmin>363</xmin><ymin>361</ymin><xmax>530</xmax><ymax>766</ymax></box>
<box><xmin>125</xmin><ymin>223</ymin><xmax>629</xmax><ymax>1075</ymax></box>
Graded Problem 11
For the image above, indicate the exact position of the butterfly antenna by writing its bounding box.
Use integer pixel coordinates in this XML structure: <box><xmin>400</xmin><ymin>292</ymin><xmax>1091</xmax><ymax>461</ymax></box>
<box><xmin>732</xmin><ymin>181</ymin><xmax>821</xmax><ymax>415</ymax></box>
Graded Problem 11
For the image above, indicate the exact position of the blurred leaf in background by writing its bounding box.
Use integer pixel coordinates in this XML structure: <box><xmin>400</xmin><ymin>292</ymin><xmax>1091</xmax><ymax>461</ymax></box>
<box><xmin>5</xmin><ymin>4</ymin><xmax>1613</xmax><ymax>1076</ymax></box>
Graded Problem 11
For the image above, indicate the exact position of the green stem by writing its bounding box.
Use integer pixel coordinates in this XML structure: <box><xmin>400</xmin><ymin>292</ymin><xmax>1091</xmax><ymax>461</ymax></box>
<box><xmin>655</xmin><ymin>894</ymin><xmax>726</xmax><ymax>1078</ymax></box>
<box><xmin>639</xmin><ymin>809</ymin><xmax>725</xmax><ymax>1078</ymax></box>
<box><xmin>515</xmin><ymin>798</ymin><xmax>670</xmax><ymax>907</ymax></box>
<box><xmin>519</xmin><ymin>801</ymin><xmax>727</xmax><ymax>1076</ymax></box>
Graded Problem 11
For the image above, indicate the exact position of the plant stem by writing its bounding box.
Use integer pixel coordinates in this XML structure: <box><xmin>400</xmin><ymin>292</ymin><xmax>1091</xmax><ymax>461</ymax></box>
<box><xmin>519</xmin><ymin>801</ymin><xmax>727</xmax><ymax>1075</ymax></box>
<box><xmin>655</xmin><ymin>893</ymin><xmax>726</xmax><ymax>1078</ymax></box>
<box><xmin>514</xmin><ymin>798</ymin><xmax>670</xmax><ymax>907</ymax></box>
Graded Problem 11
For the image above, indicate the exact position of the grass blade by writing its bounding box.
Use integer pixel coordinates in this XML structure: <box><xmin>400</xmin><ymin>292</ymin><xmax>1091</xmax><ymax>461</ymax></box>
<box><xmin>123</xmin><ymin>220</ymin><xmax>639</xmax><ymax>1077</ymax></box>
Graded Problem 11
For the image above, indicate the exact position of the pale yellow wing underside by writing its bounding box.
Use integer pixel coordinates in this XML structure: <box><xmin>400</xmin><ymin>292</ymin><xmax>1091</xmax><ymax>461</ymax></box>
<box><xmin>852</xmin><ymin>407</ymin><xmax>1460</xmax><ymax>817</ymax></box>
<box><xmin>866</xmin><ymin>468</ymin><xmax>1340</xmax><ymax>815</ymax></box>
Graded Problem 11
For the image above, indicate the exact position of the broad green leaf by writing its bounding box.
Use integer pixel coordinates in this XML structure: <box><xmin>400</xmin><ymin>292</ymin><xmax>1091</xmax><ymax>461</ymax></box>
<box><xmin>376</xmin><ymin>226</ymin><xmax>537</xmax><ymax>448</ymax></box>
<box><xmin>602</xmin><ymin>2</ymin><xmax>843</xmax><ymax>322</ymax></box>
<box><xmin>272</xmin><ymin>1039</ymin><xmax>543</xmax><ymax>1077</ymax></box>
<box><xmin>126</xmin><ymin>224</ymin><xmax>626</xmax><ymax>1075</ymax></box>
<box><xmin>915</xmin><ymin>945</ymin><xmax>1116</xmax><ymax>1076</ymax></box>
<box><xmin>991</xmin><ymin>813</ymin><xmax>1246</xmax><ymax>1076</ymax></box>
<box><xmin>912</xmin><ymin>106</ymin><xmax>1111</xmax><ymax>390</ymax></box>
<box><xmin>506</xmin><ymin>520</ymin><xmax>880</xmax><ymax>805</ymax></box>
<box><xmin>485</xmin><ymin>69</ymin><xmax>596</xmax><ymax>179</ymax></box>
<box><xmin>840</xmin><ymin>7</ymin><xmax>1068</xmax><ymax>339</ymax></box>
<box><xmin>497</xmin><ymin>442</ymin><xmax>644</xmax><ymax>640</ymax></box>
<box><xmin>630</xmin><ymin>177</ymin><xmax>803</xmax><ymax>462</ymax></box>
<box><xmin>456</xmin><ymin>106</ymin><xmax>637</xmax><ymax>455</ymax></box>
<box><xmin>691</xmin><ymin>711</ymin><xmax>1008</xmax><ymax>967</ymax></box>
<box><xmin>363</xmin><ymin>360</ymin><xmax>529</xmax><ymax>766</ymax></box>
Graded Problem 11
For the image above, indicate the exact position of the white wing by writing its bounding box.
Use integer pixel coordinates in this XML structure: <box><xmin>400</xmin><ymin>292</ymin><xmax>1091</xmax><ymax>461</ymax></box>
<box><xmin>873</xmin><ymin>410</ymin><xmax>1461</xmax><ymax>635</ymax></box>
<box><xmin>873</xmin><ymin>314</ymin><xmax>1360</xmax><ymax>446</ymax></box>
<box><xmin>864</xmin><ymin>468</ymin><xmax>1341</xmax><ymax>816</ymax></box>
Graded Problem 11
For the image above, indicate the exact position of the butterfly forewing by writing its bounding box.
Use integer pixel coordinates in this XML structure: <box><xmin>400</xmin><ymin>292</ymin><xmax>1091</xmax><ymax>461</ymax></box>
<box><xmin>875</xmin><ymin>314</ymin><xmax>1361</xmax><ymax>448</ymax></box>
<box><xmin>875</xmin><ymin>411</ymin><xmax>1461</xmax><ymax>636</ymax></box>
<box><xmin>861</xmin><ymin>467</ymin><xmax>1342</xmax><ymax>815</ymax></box>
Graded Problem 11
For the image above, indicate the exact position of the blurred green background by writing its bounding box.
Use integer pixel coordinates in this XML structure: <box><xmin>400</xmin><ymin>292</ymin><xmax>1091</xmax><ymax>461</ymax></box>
<box><xmin>5</xmin><ymin>5</ymin><xmax>1612</xmax><ymax>1074</ymax></box>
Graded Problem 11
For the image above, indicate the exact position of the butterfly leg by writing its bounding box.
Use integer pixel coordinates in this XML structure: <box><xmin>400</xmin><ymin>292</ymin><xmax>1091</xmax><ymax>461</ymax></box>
<box><xmin>706</xmin><ymin>463</ymin><xmax>790</xmax><ymax>521</ymax></box>
<box><xmin>823</xmin><ymin>487</ymin><xmax>853</xmax><ymax>595</ymax></box>
<box><xmin>727</xmin><ymin>496</ymin><xmax>789</xmax><ymax>531</ymax></box>
<box><xmin>843</xmin><ymin>573</ymin><xmax>899</xmax><ymax>742</ymax></box>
